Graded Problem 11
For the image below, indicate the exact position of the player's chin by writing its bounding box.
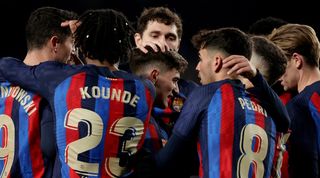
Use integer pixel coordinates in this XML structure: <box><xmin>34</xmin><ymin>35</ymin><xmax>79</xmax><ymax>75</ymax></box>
<box><xmin>163</xmin><ymin>99</ymin><xmax>169</xmax><ymax>108</ymax></box>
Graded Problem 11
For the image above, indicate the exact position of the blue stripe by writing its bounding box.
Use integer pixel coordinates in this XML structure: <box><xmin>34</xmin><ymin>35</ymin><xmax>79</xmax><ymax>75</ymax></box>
<box><xmin>0</xmin><ymin>83</ymin><xmax>7</xmax><ymax>114</ymax></box>
<box><xmin>207</xmin><ymin>88</ymin><xmax>222</xmax><ymax>178</ymax></box>
<box><xmin>54</xmin><ymin>77</ymin><xmax>72</xmax><ymax>178</ymax></box>
<box><xmin>135</xmin><ymin>80</ymin><xmax>148</xmax><ymax>122</ymax></box>
<box><xmin>92</xmin><ymin>77</ymin><xmax>110</xmax><ymax>177</ymax></box>
<box><xmin>18</xmin><ymin>93</ymin><xmax>34</xmax><ymax>177</ymax></box>
<box><xmin>265</xmin><ymin>119</ymin><xmax>276</xmax><ymax>178</ymax></box>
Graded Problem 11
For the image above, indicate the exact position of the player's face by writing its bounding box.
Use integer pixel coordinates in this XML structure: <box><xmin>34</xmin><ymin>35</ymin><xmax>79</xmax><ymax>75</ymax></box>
<box><xmin>280</xmin><ymin>58</ymin><xmax>299</xmax><ymax>91</ymax></box>
<box><xmin>196</xmin><ymin>49</ymin><xmax>214</xmax><ymax>85</ymax></box>
<box><xmin>137</xmin><ymin>21</ymin><xmax>180</xmax><ymax>51</ymax></box>
<box><xmin>55</xmin><ymin>36</ymin><xmax>74</xmax><ymax>64</ymax></box>
<box><xmin>155</xmin><ymin>68</ymin><xmax>180</xmax><ymax>108</ymax></box>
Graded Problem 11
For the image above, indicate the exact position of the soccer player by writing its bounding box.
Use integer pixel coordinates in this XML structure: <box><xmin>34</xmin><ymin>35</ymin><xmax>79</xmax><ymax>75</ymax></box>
<box><xmin>153</xmin><ymin>27</ymin><xmax>289</xmax><ymax>178</ymax></box>
<box><xmin>246</xmin><ymin>35</ymin><xmax>290</xmax><ymax>178</ymax></box>
<box><xmin>129</xmin><ymin>47</ymin><xmax>188</xmax><ymax>151</ymax></box>
<box><xmin>0</xmin><ymin>7</ymin><xmax>77</xmax><ymax>178</ymax></box>
<box><xmin>0</xmin><ymin>9</ymin><xmax>155</xmax><ymax>178</ymax></box>
<box><xmin>269</xmin><ymin>23</ymin><xmax>320</xmax><ymax>178</ymax></box>
<box><xmin>132</xmin><ymin>6</ymin><xmax>198</xmax><ymax>139</ymax></box>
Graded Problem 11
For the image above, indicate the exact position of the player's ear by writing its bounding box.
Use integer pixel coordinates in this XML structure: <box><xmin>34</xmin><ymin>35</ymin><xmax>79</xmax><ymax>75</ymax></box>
<box><xmin>150</xmin><ymin>69</ymin><xmax>160</xmax><ymax>85</ymax></box>
<box><xmin>50</xmin><ymin>36</ymin><xmax>60</xmax><ymax>53</ymax></box>
<box><xmin>134</xmin><ymin>33</ymin><xmax>142</xmax><ymax>47</ymax></box>
<box><xmin>292</xmin><ymin>52</ymin><xmax>303</xmax><ymax>69</ymax></box>
<box><xmin>213</xmin><ymin>55</ymin><xmax>223</xmax><ymax>72</ymax></box>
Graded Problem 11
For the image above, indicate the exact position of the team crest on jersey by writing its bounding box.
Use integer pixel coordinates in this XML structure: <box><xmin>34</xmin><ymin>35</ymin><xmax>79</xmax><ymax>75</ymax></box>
<box><xmin>172</xmin><ymin>96</ymin><xmax>184</xmax><ymax>112</ymax></box>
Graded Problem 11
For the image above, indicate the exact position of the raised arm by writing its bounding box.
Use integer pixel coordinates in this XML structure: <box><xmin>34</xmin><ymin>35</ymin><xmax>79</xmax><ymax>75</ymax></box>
<box><xmin>223</xmin><ymin>55</ymin><xmax>290</xmax><ymax>132</ymax></box>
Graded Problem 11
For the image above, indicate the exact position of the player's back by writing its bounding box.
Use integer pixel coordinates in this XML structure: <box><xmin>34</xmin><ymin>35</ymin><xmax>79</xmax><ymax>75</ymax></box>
<box><xmin>0</xmin><ymin>74</ymin><xmax>54</xmax><ymax>178</ymax></box>
<box><xmin>286</xmin><ymin>81</ymin><xmax>320</xmax><ymax>178</ymax></box>
<box><xmin>176</xmin><ymin>79</ymin><xmax>276</xmax><ymax>178</ymax></box>
<box><xmin>0</xmin><ymin>58</ymin><xmax>155</xmax><ymax>177</ymax></box>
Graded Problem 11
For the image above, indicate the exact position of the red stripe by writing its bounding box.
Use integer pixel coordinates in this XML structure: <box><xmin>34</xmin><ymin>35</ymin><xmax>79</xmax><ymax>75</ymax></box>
<box><xmin>103</xmin><ymin>79</ymin><xmax>124</xmax><ymax>178</ymax></box>
<box><xmin>250</xmin><ymin>97</ymin><xmax>265</xmax><ymax>129</ymax></box>
<box><xmin>66</xmin><ymin>73</ymin><xmax>86</xmax><ymax>178</ymax></box>
<box><xmin>219</xmin><ymin>84</ymin><xmax>234</xmax><ymax>177</ymax></box>
<box><xmin>279</xmin><ymin>92</ymin><xmax>294</xmax><ymax>105</ymax></box>
<box><xmin>197</xmin><ymin>141</ymin><xmax>203</xmax><ymax>178</ymax></box>
<box><xmin>28</xmin><ymin>95</ymin><xmax>45</xmax><ymax>178</ymax></box>
<box><xmin>281</xmin><ymin>149</ymin><xmax>289</xmax><ymax>178</ymax></box>
<box><xmin>311</xmin><ymin>93</ymin><xmax>320</xmax><ymax>112</ymax></box>
<box><xmin>4</xmin><ymin>92</ymin><xmax>14</xmax><ymax>117</ymax></box>
<box><xmin>250</xmin><ymin>96</ymin><xmax>265</xmax><ymax>178</ymax></box>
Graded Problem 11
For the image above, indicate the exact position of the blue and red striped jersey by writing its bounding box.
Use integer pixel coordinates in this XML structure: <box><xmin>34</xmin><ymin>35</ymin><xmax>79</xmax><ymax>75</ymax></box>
<box><xmin>171</xmin><ymin>79</ymin><xmax>277</xmax><ymax>178</ymax></box>
<box><xmin>0</xmin><ymin>78</ymin><xmax>54</xmax><ymax>178</ymax></box>
<box><xmin>286</xmin><ymin>81</ymin><xmax>320</xmax><ymax>178</ymax></box>
<box><xmin>0</xmin><ymin>58</ymin><xmax>155</xmax><ymax>178</ymax></box>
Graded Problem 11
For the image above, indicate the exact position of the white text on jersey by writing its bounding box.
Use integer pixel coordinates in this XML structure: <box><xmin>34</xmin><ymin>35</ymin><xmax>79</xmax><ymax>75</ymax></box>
<box><xmin>80</xmin><ymin>86</ymin><xmax>140</xmax><ymax>107</ymax></box>
<box><xmin>238</xmin><ymin>97</ymin><xmax>267</xmax><ymax>117</ymax></box>
<box><xmin>1</xmin><ymin>86</ymin><xmax>37</xmax><ymax>116</ymax></box>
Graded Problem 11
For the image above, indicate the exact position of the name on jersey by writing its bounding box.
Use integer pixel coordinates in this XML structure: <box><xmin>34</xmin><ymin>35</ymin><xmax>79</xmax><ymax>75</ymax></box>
<box><xmin>1</xmin><ymin>86</ymin><xmax>37</xmax><ymax>116</ymax></box>
<box><xmin>80</xmin><ymin>86</ymin><xmax>140</xmax><ymax>107</ymax></box>
<box><xmin>238</xmin><ymin>97</ymin><xmax>267</xmax><ymax>117</ymax></box>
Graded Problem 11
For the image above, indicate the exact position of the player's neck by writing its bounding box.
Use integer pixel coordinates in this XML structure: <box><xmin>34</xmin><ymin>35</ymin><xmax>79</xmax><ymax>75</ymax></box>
<box><xmin>298</xmin><ymin>67</ymin><xmax>320</xmax><ymax>92</ymax></box>
<box><xmin>24</xmin><ymin>48</ymin><xmax>54</xmax><ymax>66</ymax></box>
<box><xmin>85</xmin><ymin>57</ymin><xmax>119</xmax><ymax>71</ymax></box>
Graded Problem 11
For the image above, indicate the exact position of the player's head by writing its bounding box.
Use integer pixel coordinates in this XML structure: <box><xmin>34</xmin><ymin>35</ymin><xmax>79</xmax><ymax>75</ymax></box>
<box><xmin>250</xmin><ymin>36</ymin><xmax>287</xmax><ymax>86</ymax></box>
<box><xmin>134</xmin><ymin>7</ymin><xmax>182</xmax><ymax>51</ymax></box>
<box><xmin>268</xmin><ymin>24</ymin><xmax>320</xmax><ymax>91</ymax></box>
<box><xmin>26</xmin><ymin>6</ymin><xmax>78</xmax><ymax>63</ymax></box>
<box><xmin>130</xmin><ymin>47</ymin><xmax>188</xmax><ymax>108</ymax></box>
<box><xmin>74</xmin><ymin>9</ymin><xmax>135</xmax><ymax>66</ymax></box>
<box><xmin>192</xmin><ymin>28</ymin><xmax>252</xmax><ymax>84</ymax></box>
<box><xmin>248</xmin><ymin>16</ymin><xmax>288</xmax><ymax>36</ymax></box>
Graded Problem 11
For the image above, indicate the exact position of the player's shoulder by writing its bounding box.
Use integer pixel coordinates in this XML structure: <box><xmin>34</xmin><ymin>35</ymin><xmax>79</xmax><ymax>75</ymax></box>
<box><xmin>188</xmin><ymin>81</ymin><xmax>226</xmax><ymax>98</ymax></box>
<box><xmin>0</xmin><ymin>56</ymin><xmax>21</xmax><ymax>62</ymax></box>
<box><xmin>114</xmin><ymin>70</ymin><xmax>155</xmax><ymax>94</ymax></box>
<box><xmin>178</xmin><ymin>79</ymin><xmax>199</xmax><ymax>97</ymax></box>
<box><xmin>0</xmin><ymin>56</ymin><xmax>23</xmax><ymax>69</ymax></box>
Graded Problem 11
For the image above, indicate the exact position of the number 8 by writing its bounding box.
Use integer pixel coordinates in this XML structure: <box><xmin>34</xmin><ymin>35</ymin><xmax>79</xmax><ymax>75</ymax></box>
<box><xmin>237</xmin><ymin>124</ymin><xmax>268</xmax><ymax>178</ymax></box>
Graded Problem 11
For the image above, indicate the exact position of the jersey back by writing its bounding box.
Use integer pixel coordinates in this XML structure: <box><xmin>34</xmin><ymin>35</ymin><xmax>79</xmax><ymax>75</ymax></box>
<box><xmin>174</xmin><ymin>80</ymin><xmax>276</xmax><ymax>178</ymax></box>
<box><xmin>0</xmin><ymin>81</ymin><xmax>48</xmax><ymax>178</ymax></box>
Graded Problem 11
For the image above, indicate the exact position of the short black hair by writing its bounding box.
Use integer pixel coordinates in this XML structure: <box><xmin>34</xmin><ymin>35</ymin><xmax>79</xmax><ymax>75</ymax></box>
<box><xmin>74</xmin><ymin>9</ymin><xmax>135</xmax><ymax>65</ymax></box>
<box><xmin>192</xmin><ymin>27</ymin><xmax>252</xmax><ymax>59</ymax></box>
<box><xmin>26</xmin><ymin>6</ymin><xmax>78</xmax><ymax>50</ymax></box>
<box><xmin>130</xmin><ymin>47</ymin><xmax>188</xmax><ymax>75</ymax></box>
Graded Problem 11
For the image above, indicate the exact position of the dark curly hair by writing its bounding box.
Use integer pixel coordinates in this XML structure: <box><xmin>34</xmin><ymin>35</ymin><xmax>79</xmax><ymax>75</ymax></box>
<box><xmin>74</xmin><ymin>9</ymin><xmax>135</xmax><ymax>65</ymax></box>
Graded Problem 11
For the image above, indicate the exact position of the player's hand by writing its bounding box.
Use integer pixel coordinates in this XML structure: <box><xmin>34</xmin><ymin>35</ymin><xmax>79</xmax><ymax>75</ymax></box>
<box><xmin>61</xmin><ymin>20</ymin><xmax>80</xmax><ymax>33</ymax></box>
<box><xmin>137</xmin><ymin>41</ymin><xmax>169</xmax><ymax>53</ymax></box>
<box><xmin>223</xmin><ymin>55</ymin><xmax>257</xmax><ymax>79</ymax></box>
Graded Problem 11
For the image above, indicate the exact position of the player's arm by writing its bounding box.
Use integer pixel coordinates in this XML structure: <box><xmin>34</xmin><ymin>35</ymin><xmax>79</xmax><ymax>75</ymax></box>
<box><xmin>223</xmin><ymin>55</ymin><xmax>290</xmax><ymax>132</ymax></box>
<box><xmin>0</xmin><ymin>57</ymin><xmax>43</xmax><ymax>94</ymax></box>
<box><xmin>249</xmin><ymin>71</ymin><xmax>290</xmax><ymax>132</ymax></box>
<box><xmin>155</xmin><ymin>88</ymin><xmax>202</xmax><ymax>172</ymax></box>
<box><xmin>0</xmin><ymin>57</ymin><xmax>77</xmax><ymax>98</ymax></box>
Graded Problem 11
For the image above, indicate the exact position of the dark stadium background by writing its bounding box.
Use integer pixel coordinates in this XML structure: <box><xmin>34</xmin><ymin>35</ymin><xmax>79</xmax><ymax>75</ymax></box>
<box><xmin>1</xmin><ymin>0</ymin><xmax>318</xmax><ymax>82</ymax></box>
